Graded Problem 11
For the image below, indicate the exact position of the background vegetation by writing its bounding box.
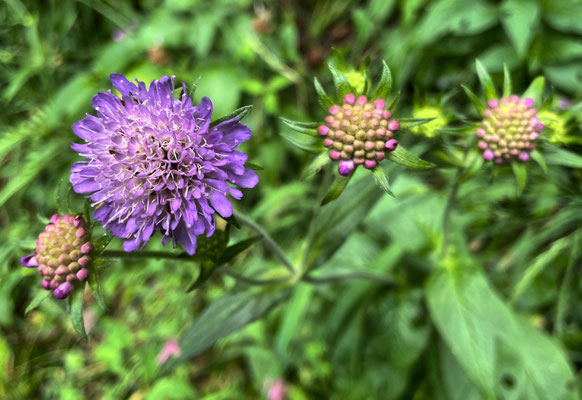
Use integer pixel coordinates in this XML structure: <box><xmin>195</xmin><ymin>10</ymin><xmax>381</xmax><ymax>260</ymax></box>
<box><xmin>2</xmin><ymin>0</ymin><xmax>582</xmax><ymax>398</ymax></box>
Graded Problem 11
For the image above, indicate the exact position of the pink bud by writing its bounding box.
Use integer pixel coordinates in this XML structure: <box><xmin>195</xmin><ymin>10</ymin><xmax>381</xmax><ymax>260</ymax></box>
<box><xmin>535</xmin><ymin>123</ymin><xmax>545</xmax><ymax>132</ymax></box>
<box><xmin>76</xmin><ymin>228</ymin><xmax>86</xmax><ymax>239</ymax></box>
<box><xmin>475</xmin><ymin>128</ymin><xmax>486</xmax><ymax>138</ymax></box>
<box><xmin>519</xmin><ymin>152</ymin><xmax>530</xmax><ymax>162</ymax></box>
<box><xmin>388</xmin><ymin>120</ymin><xmax>400</xmax><ymax>131</ymax></box>
<box><xmin>384</xmin><ymin>139</ymin><xmax>398</xmax><ymax>151</ymax></box>
<box><xmin>510</xmin><ymin>95</ymin><xmax>519</xmax><ymax>103</ymax></box>
<box><xmin>344</xmin><ymin>93</ymin><xmax>355</xmax><ymax>105</ymax></box>
<box><xmin>375</xmin><ymin>152</ymin><xmax>385</xmax><ymax>161</ymax></box>
<box><xmin>488</xmin><ymin>99</ymin><xmax>498</xmax><ymax>108</ymax></box>
<box><xmin>478</xmin><ymin>141</ymin><xmax>488</xmax><ymax>150</ymax></box>
<box><xmin>373</xmin><ymin>99</ymin><xmax>386</xmax><ymax>110</ymax></box>
<box><xmin>382</xmin><ymin>110</ymin><xmax>392</xmax><ymax>119</ymax></box>
<box><xmin>157</xmin><ymin>339</ymin><xmax>181</xmax><ymax>365</ymax></box>
<box><xmin>81</xmin><ymin>242</ymin><xmax>93</xmax><ymax>254</ymax></box>
<box><xmin>78</xmin><ymin>256</ymin><xmax>90</xmax><ymax>268</ymax></box>
<box><xmin>329</xmin><ymin>105</ymin><xmax>341</xmax><ymax>115</ymax></box>
<box><xmin>483</xmin><ymin>110</ymin><xmax>493</xmax><ymax>118</ymax></box>
<box><xmin>363</xmin><ymin>159</ymin><xmax>377</xmax><ymax>169</ymax></box>
<box><xmin>530</xmin><ymin>132</ymin><xmax>539</xmax><ymax>140</ymax></box>
<box><xmin>54</xmin><ymin>282</ymin><xmax>74</xmax><ymax>300</ymax></box>
<box><xmin>329</xmin><ymin>150</ymin><xmax>340</xmax><ymax>161</ymax></box>
<box><xmin>77</xmin><ymin>268</ymin><xmax>89</xmax><ymax>282</ymax></box>
<box><xmin>523</xmin><ymin>97</ymin><xmax>535</xmax><ymax>107</ymax></box>
<box><xmin>323</xmin><ymin>138</ymin><xmax>334</xmax><ymax>147</ymax></box>
<box><xmin>318</xmin><ymin>125</ymin><xmax>329</xmax><ymax>136</ymax></box>
<box><xmin>356</xmin><ymin>95</ymin><xmax>367</xmax><ymax>106</ymax></box>
<box><xmin>483</xmin><ymin>149</ymin><xmax>494</xmax><ymax>161</ymax></box>
<box><xmin>338</xmin><ymin>160</ymin><xmax>355</xmax><ymax>176</ymax></box>
<box><xmin>41</xmin><ymin>280</ymin><xmax>50</xmax><ymax>290</ymax></box>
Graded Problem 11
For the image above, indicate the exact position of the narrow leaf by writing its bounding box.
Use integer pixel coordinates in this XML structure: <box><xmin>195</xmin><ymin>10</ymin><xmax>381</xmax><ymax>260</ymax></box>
<box><xmin>209</xmin><ymin>105</ymin><xmax>253</xmax><ymax>128</ymax></box>
<box><xmin>92</xmin><ymin>232</ymin><xmax>113</xmax><ymax>256</ymax></box>
<box><xmin>245</xmin><ymin>162</ymin><xmax>264</xmax><ymax>171</ymax></box>
<box><xmin>530</xmin><ymin>150</ymin><xmax>547</xmax><ymax>174</ymax></box>
<box><xmin>301</xmin><ymin>152</ymin><xmax>331</xmax><ymax>180</ymax></box>
<box><xmin>25</xmin><ymin>291</ymin><xmax>51</xmax><ymax>316</ymax></box>
<box><xmin>544</xmin><ymin>146</ymin><xmax>582</xmax><ymax>168</ymax></box>
<box><xmin>386</xmin><ymin>90</ymin><xmax>400</xmax><ymax>109</ymax></box>
<box><xmin>511</xmin><ymin>161</ymin><xmax>527</xmax><ymax>196</ymax></box>
<box><xmin>476</xmin><ymin>59</ymin><xmax>497</xmax><ymax>101</ymax></box>
<box><xmin>321</xmin><ymin>174</ymin><xmax>352</xmax><ymax>206</ymax></box>
<box><xmin>457</xmin><ymin>151</ymin><xmax>484</xmax><ymax>183</ymax></box>
<box><xmin>313</xmin><ymin>77</ymin><xmax>335</xmax><ymax>110</ymax></box>
<box><xmin>217</xmin><ymin>236</ymin><xmax>261</xmax><ymax>265</ymax></box>
<box><xmin>55</xmin><ymin>179</ymin><xmax>73</xmax><ymax>215</ymax></box>
<box><xmin>461</xmin><ymin>84</ymin><xmax>485</xmax><ymax>115</ymax></box>
<box><xmin>521</xmin><ymin>76</ymin><xmax>545</xmax><ymax>107</ymax></box>
<box><xmin>279</xmin><ymin>117</ymin><xmax>319</xmax><ymax>136</ymax></box>
<box><xmin>372</xmin><ymin>166</ymin><xmax>395</xmax><ymax>197</ymax></box>
<box><xmin>186</xmin><ymin>260</ymin><xmax>217</xmax><ymax>293</ymax></box>
<box><xmin>387</xmin><ymin>145</ymin><xmax>436</xmax><ymax>169</ymax></box>
<box><xmin>88</xmin><ymin>268</ymin><xmax>107</xmax><ymax>311</ymax></box>
<box><xmin>69</xmin><ymin>287</ymin><xmax>88</xmax><ymax>342</ymax></box>
<box><xmin>503</xmin><ymin>64</ymin><xmax>512</xmax><ymax>97</ymax></box>
<box><xmin>328</xmin><ymin>64</ymin><xmax>353</xmax><ymax>100</ymax></box>
<box><xmin>399</xmin><ymin>117</ymin><xmax>436</xmax><ymax>129</ymax></box>
<box><xmin>372</xmin><ymin>60</ymin><xmax>393</xmax><ymax>99</ymax></box>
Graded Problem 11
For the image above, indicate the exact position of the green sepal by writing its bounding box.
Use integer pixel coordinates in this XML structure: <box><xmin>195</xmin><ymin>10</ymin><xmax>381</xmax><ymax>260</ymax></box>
<box><xmin>328</xmin><ymin>64</ymin><xmax>354</xmax><ymax>100</ymax></box>
<box><xmin>224</xmin><ymin>214</ymin><xmax>241</xmax><ymax>230</ymax></box>
<box><xmin>457</xmin><ymin>150</ymin><xmax>484</xmax><ymax>183</ymax></box>
<box><xmin>279</xmin><ymin>117</ymin><xmax>319</xmax><ymax>137</ymax></box>
<box><xmin>522</xmin><ymin>76</ymin><xmax>545</xmax><ymax>107</ymax></box>
<box><xmin>530</xmin><ymin>150</ymin><xmax>547</xmax><ymax>174</ymax></box>
<box><xmin>321</xmin><ymin>174</ymin><xmax>352</xmax><ymax>206</ymax></box>
<box><xmin>92</xmin><ymin>232</ymin><xmax>113</xmax><ymax>256</ymax></box>
<box><xmin>387</xmin><ymin>145</ymin><xmax>436</xmax><ymax>169</ymax></box>
<box><xmin>68</xmin><ymin>286</ymin><xmax>88</xmax><ymax>342</ymax></box>
<box><xmin>476</xmin><ymin>59</ymin><xmax>497</xmax><ymax>101</ymax></box>
<box><xmin>314</xmin><ymin>77</ymin><xmax>335</xmax><ymax>110</ymax></box>
<box><xmin>399</xmin><ymin>117</ymin><xmax>436</xmax><ymax>130</ymax></box>
<box><xmin>511</xmin><ymin>161</ymin><xmax>528</xmax><ymax>196</ymax></box>
<box><xmin>461</xmin><ymin>84</ymin><xmax>486</xmax><ymax>115</ymax></box>
<box><xmin>217</xmin><ymin>236</ymin><xmax>261</xmax><ymax>266</ymax></box>
<box><xmin>55</xmin><ymin>179</ymin><xmax>73</xmax><ymax>216</ymax></box>
<box><xmin>25</xmin><ymin>291</ymin><xmax>51</xmax><ymax>316</ymax></box>
<box><xmin>301</xmin><ymin>152</ymin><xmax>331</xmax><ymax>180</ymax></box>
<box><xmin>503</xmin><ymin>64</ymin><xmax>512</xmax><ymax>97</ymax></box>
<box><xmin>209</xmin><ymin>105</ymin><xmax>253</xmax><ymax>128</ymax></box>
<box><xmin>371</xmin><ymin>60</ymin><xmax>393</xmax><ymax>100</ymax></box>
<box><xmin>372</xmin><ymin>166</ymin><xmax>395</xmax><ymax>197</ymax></box>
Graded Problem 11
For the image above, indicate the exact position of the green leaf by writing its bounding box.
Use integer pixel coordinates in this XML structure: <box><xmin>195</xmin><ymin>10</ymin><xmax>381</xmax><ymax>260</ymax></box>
<box><xmin>461</xmin><ymin>84</ymin><xmax>486</xmax><ymax>115</ymax></box>
<box><xmin>457</xmin><ymin>151</ymin><xmax>484</xmax><ymax>183</ymax></box>
<box><xmin>387</xmin><ymin>145</ymin><xmax>436</xmax><ymax>169</ymax></box>
<box><xmin>321</xmin><ymin>174</ymin><xmax>352</xmax><ymax>206</ymax></box>
<box><xmin>426</xmin><ymin>264</ymin><xmax>577</xmax><ymax>399</ymax></box>
<box><xmin>328</xmin><ymin>64</ymin><xmax>354</xmax><ymax>100</ymax></box>
<box><xmin>55</xmin><ymin>179</ymin><xmax>73</xmax><ymax>216</ymax></box>
<box><xmin>500</xmin><ymin>0</ymin><xmax>540</xmax><ymax>59</ymax></box>
<box><xmin>372</xmin><ymin>166</ymin><xmax>395</xmax><ymax>197</ymax></box>
<box><xmin>544</xmin><ymin>0</ymin><xmax>582</xmax><ymax>35</ymax></box>
<box><xmin>544</xmin><ymin>146</ymin><xmax>582</xmax><ymax>168</ymax></box>
<box><xmin>68</xmin><ymin>287</ymin><xmax>88</xmax><ymax>342</ymax></box>
<box><xmin>279</xmin><ymin>128</ymin><xmax>322</xmax><ymax>153</ymax></box>
<box><xmin>556</xmin><ymin>231</ymin><xmax>582</xmax><ymax>336</ymax></box>
<box><xmin>92</xmin><ymin>232</ymin><xmax>113</xmax><ymax>256</ymax></box>
<box><xmin>399</xmin><ymin>117</ymin><xmax>436</xmax><ymax>129</ymax></box>
<box><xmin>530</xmin><ymin>150</ymin><xmax>547</xmax><ymax>174</ymax></box>
<box><xmin>88</xmin><ymin>268</ymin><xmax>107</xmax><ymax>311</ymax></box>
<box><xmin>511</xmin><ymin>162</ymin><xmax>527</xmax><ymax>196</ymax></box>
<box><xmin>159</xmin><ymin>289</ymin><xmax>286</xmax><ymax>376</ymax></box>
<box><xmin>25</xmin><ymin>291</ymin><xmax>51</xmax><ymax>316</ymax></box>
<box><xmin>503</xmin><ymin>64</ymin><xmax>512</xmax><ymax>97</ymax></box>
<box><xmin>313</xmin><ymin>77</ymin><xmax>335</xmax><ymax>110</ymax></box>
<box><xmin>216</xmin><ymin>236</ymin><xmax>261</xmax><ymax>265</ymax></box>
<box><xmin>372</xmin><ymin>60</ymin><xmax>393</xmax><ymax>99</ymax></box>
<box><xmin>245</xmin><ymin>162</ymin><xmax>264</xmax><ymax>171</ymax></box>
<box><xmin>301</xmin><ymin>152</ymin><xmax>331</xmax><ymax>180</ymax></box>
<box><xmin>386</xmin><ymin>90</ymin><xmax>400</xmax><ymax>109</ymax></box>
<box><xmin>521</xmin><ymin>76</ymin><xmax>544</xmax><ymax>107</ymax></box>
<box><xmin>186</xmin><ymin>260</ymin><xmax>217</xmax><ymax>293</ymax></box>
<box><xmin>209</xmin><ymin>105</ymin><xmax>253</xmax><ymax>128</ymax></box>
<box><xmin>476</xmin><ymin>59</ymin><xmax>497</xmax><ymax>101</ymax></box>
<box><xmin>279</xmin><ymin>117</ymin><xmax>319</xmax><ymax>137</ymax></box>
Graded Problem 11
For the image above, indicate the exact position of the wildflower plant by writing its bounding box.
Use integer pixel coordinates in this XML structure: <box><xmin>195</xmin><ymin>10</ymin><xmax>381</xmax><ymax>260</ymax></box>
<box><xmin>282</xmin><ymin>59</ymin><xmax>435</xmax><ymax>203</ymax></box>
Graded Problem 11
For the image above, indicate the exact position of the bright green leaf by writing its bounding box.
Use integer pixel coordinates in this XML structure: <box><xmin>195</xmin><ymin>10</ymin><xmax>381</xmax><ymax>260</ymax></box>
<box><xmin>522</xmin><ymin>76</ymin><xmax>544</xmax><ymax>107</ymax></box>
<box><xmin>387</xmin><ymin>145</ymin><xmax>436</xmax><ymax>169</ymax></box>
<box><xmin>321</xmin><ymin>174</ymin><xmax>352</xmax><ymax>206</ymax></box>
<box><xmin>476</xmin><ymin>59</ymin><xmax>497</xmax><ymax>101</ymax></box>
<box><xmin>314</xmin><ymin>77</ymin><xmax>335</xmax><ymax>110</ymax></box>
<box><xmin>372</xmin><ymin>60</ymin><xmax>393</xmax><ymax>100</ymax></box>
<box><xmin>500</xmin><ymin>0</ymin><xmax>540</xmax><ymax>59</ymax></box>
<box><xmin>301</xmin><ymin>152</ymin><xmax>331</xmax><ymax>180</ymax></box>
<box><xmin>372</xmin><ymin>166</ymin><xmax>395</xmax><ymax>197</ymax></box>
<box><xmin>511</xmin><ymin>162</ymin><xmax>527</xmax><ymax>196</ymax></box>
<box><xmin>69</xmin><ymin>287</ymin><xmax>88</xmax><ymax>342</ymax></box>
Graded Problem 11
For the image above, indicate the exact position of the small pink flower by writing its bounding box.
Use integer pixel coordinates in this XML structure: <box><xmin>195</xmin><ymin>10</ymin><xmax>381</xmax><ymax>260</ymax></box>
<box><xmin>265</xmin><ymin>379</ymin><xmax>286</xmax><ymax>400</ymax></box>
<box><xmin>157</xmin><ymin>339</ymin><xmax>181</xmax><ymax>365</ymax></box>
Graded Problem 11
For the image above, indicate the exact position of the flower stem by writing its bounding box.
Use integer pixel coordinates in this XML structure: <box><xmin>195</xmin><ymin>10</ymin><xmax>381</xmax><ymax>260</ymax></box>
<box><xmin>233</xmin><ymin>210</ymin><xmax>296</xmax><ymax>273</ymax></box>
<box><xmin>100</xmin><ymin>250</ymin><xmax>194</xmax><ymax>261</ymax></box>
<box><xmin>303</xmin><ymin>271</ymin><xmax>398</xmax><ymax>286</ymax></box>
<box><xmin>220</xmin><ymin>267</ymin><xmax>292</xmax><ymax>285</ymax></box>
<box><xmin>441</xmin><ymin>166</ymin><xmax>464</xmax><ymax>257</ymax></box>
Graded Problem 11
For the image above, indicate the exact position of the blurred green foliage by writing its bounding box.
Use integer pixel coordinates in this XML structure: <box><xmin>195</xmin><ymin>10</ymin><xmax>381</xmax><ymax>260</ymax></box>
<box><xmin>2</xmin><ymin>0</ymin><xmax>582</xmax><ymax>398</ymax></box>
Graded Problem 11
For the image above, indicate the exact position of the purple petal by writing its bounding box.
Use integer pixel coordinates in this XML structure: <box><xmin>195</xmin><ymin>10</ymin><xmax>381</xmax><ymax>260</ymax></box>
<box><xmin>21</xmin><ymin>254</ymin><xmax>38</xmax><ymax>268</ymax></box>
<box><xmin>110</xmin><ymin>73</ymin><xmax>137</xmax><ymax>96</ymax></box>
<box><xmin>229</xmin><ymin>168</ymin><xmax>258</xmax><ymax>188</ymax></box>
<box><xmin>210</xmin><ymin>192</ymin><xmax>233</xmax><ymax>218</ymax></box>
<box><xmin>212</xmin><ymin>119</ymin><xmax>251</xmax><ymax>147</ymax></box>
<box><xmin>54</xmin><ymin>282</ymin><xmax>74</xmax><ymax>300</ymax></box>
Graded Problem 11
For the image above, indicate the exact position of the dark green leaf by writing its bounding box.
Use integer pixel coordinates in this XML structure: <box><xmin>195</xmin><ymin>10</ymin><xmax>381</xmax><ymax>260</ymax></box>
<box><xmin>476</xmin><ymin>59</ymin><xmax>497</xmax><ymax>100</ymax></box>
<box><xmin>25</xmin><ymin>291</ymin><xmax>51</xmax><ymax>316</ymax></box>
<box><xmin>279</xmin><ymin>128</ymin><xmax>322</xmax><ymax>153</ymax></box>
<box><xmin>55</xmin><ymin>179</ymin><xmax>73</xmax><ymax>215</ymax></box>
<box><xmin>209</xmin><ymin>105</ymin><xmax>253</xmax><ymax>128</ymax></box>
<box><xmin>224</xmin><ymin>214</ymin><xmax>241</xmax><ymax>230</ymax></box>
<box><xmin>186</xmin><ymin>260</ymin><xmax>217</xmax><ymax>293</ymax></box>
<box><xmin>301</xmin><ymin>152</ymin><xmax>331</xmax><ymax>180</ymax></box>
<box><xmin>321</xmin><ymin>174</ymin><xmax>352</xmax><ymax>206</ymax></box>
<box><xmin>216</xmin><ymin>236</ymin><xmax>261</xmax><ymax>265</ymax></box>
<box><xmin>387</xmin><ymin>145</ymin><xmax>436</xmax><ymax>169</ymax></box>
<box><xmin>245</xmin><ymin>162</ymin><xmax>263</xmax><ymax>171</ymax></box>
<box><xmin>522</xmin><ymin>76</ymin><xmax>544</xmax><ymax>107</ymax></box>
<box><xmin>68</xmin><ymin>287</ymin><xmax>88</xmax><ymax>342</ymax></box>
<box><xmin>92</xmin><ymin>232</ymin><xmax>113</xmax><ymax>256</ymax></box>
<box><xmin>328</xmin><ymin>64</ymin><xmax>353</xmax><ymax>100</ymax></box>
<box><xmin>314</xmin><ymin>77</ymin><xmax>335</xmax><ymax>110</ymax></box>
<box><xmin>279</xmin><ymin>117</ymin><xmax>319</xmax><ymax>137</ymax></box>
<box><xmin>399</xmin><ymin>117</ymin><xmax>436</xmax><ymax>129</ymax></box>
<box><xmin>511</xmin><ymin>162</ymin><xmax>527</xmax><ymax>196</ymax></box>
<box><xmin>159</xmin><ymin>289</ymin><xmax>286</xmax><ymax>376</ymax></box>
<box><xmin>88</xmin><ymin>267</ymin><xmax>107</xmax><ymax>311</ymax></box>
<box><xmin>372</xmin><ymin>60</ymin><xmax>393</xmax><ymax>99</ymax></box>
<box><xmin>372</xmin><ymin>166</ymin><xmax>395</xmax><ymax>197</ymax></box>
<box><xmin>461</xmin><ymin>84</ymin><xmax>485</xmax><ymax>115</ymax></box>
<box><xmin>530</xmin><ymin>150</ymin><xmax>547</xmax><ymax>174</ymax></box>
<box><xmin>457</xmin><ymin>151</ymin><xmax>484</xmax><ymax>183</ymax></box>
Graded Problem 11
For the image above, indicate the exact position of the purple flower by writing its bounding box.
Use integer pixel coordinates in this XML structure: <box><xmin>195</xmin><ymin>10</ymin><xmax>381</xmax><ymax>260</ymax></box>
<box><xmin>70</xmin><ymin>74</ymin><xmax>258</xmax><ymax>255</ymax></box>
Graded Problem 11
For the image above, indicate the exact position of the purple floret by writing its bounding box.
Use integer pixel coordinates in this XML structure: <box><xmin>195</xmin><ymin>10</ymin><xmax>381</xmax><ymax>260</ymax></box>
<box><xmin>70</xmin><ymin>74</ymin><xmax>258</xmax><ymax>255</ymax></box>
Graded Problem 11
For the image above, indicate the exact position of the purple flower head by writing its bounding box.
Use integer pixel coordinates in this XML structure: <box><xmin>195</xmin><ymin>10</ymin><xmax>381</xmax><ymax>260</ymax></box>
<box><xmin>475</xmin><ymin>95</ymin><xmax>543</xmax><ymax>164</ymax></box>
<box><xmin>21</xmin><ymin>214</ymin><xmax>93</xmax><ymax>300</ymax></box>
<box><xmin>318</xmin><ymin>94</ymin><xmax>399</xmax><ymax>175</ymax></box>
<box><xmin>70</xmin><ymin>74</ymin><xmax>258</xmax><ymax>255</ymax></box>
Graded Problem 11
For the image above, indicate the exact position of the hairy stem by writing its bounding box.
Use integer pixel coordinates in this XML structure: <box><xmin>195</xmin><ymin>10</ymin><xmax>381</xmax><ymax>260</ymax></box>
<box><xmin>101</xmin><ymin>250</ymin><xmax>194</xmax><ymax>261</ymax></box>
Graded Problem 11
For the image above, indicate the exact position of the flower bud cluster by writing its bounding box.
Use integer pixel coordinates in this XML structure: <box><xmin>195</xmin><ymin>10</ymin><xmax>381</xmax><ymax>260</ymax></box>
<box><xmin>318</xmin><ymin>93</ymin><xmax>400</xmax><ymax>176</ymax></box>
<box><xmin>195</xmin><ymin>229</ymin><xmax>227</xmax><ymax>261</ymax></box>
<box><xmin>22</xmin><ymin>214</ymin><xmax>93</xmax><ymax>299</ymax></box>
<box><xmin>476</xmin><ymin>95</ymin><xmax>544</xmax><ymax>164</ymax></box>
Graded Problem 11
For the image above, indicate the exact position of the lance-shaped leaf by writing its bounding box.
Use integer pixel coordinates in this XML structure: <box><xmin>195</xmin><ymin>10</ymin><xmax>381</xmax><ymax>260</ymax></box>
<box><xmin>503</xmin><ymin>64</ymin><xmax>512</xmax><ymax>97</ymax></box>
<box><xmin>55</xmin><ymin>179</ymin><xmax>73</xmax><ymax>215</ymax></box>
<box><xmin>209</xmin><ymin>105</ymin><xmax>253</xmax><ymax>128</ymax></box>
<box><xmin>457</xmin><ymin>150</ymin><xmax>484</xmax><ymax>183</ymax></box>
<box><xmin>314</xmin><ymin>77</ymin><xmax>335</xmax><ymax>110</ymax></box>
<box><xmin>387</xmin><ymin>145</ymin><xmax>436</xmax><ymax>169</ymax></box>
<box><xmin>88</xmin><ymin>263</ymin><xmax>107</xmax><ymax>311</ymax></box>
<box><xmin>511</xmin><ymin>162</ymin><xmax>527</xmax><ymax>196</ymax></box>
<box><xmin>186</xmin><ymin>260</ymin><xmax>217</xmax><ymax>293</ymax></box>
<box><xmin>280</xmin><ymin>117</ymin><xmax>319</xmax><ymax>136</ymax></box>
<box><xmin>68</xmin><ymin>287</ymin><xmax>88</xmax><ymax>342</ymax></box>
<box><xmin>371</xmin><ymin>60</ymin><xmax>393</xmax><ymax>100</ymax></box>
<box><xmin>328</xmin><ymin>64</ymin><xmax>354</xmax><ymax>100</ymax></box>
<box><xmin>321</xmin><ymin>174</ymin><xmax>352</xmax><ymax>206</ymax></box>
<box><xmin>372</xmin><ymin>166</ymin><xmax>395</xmax><ymax>197</ymax></box>
<box><xmin>245</xmin><ymin>162</ymin><xmax>264</xmax><ymax>171</ymax></box>
<box><xmin>92</xmin><ymin>232</ymin><xmax>113</xmax><ymax>256</ymax></box>
<box><xmin>387</xmin><ymin>90</ymin><xmax>400</xmax><ymax>109</ymax></box>
<box><xmin>544</xmin><ymin>146</ymin><xmax>582</xmax><ymax>168</ymax></box>
<box><xmin>476</xmin><ymin>59</ymin><xmax>497</xmax><ymax>101</ymax></box>
<box><xmin>279</xmin><ymin>129</ymin><xmax>322</xmax><ymax>153</ymax></box>
<box><xmin>25</xmin><ymin>291</ymin><xmax>51</xmax><ymax>316</ymax></box>
<box><xmin>217</xmin><ymin>236</ymin><xmax>261</xmax><ymax>265</ymax></box>
<box><xmin>530</xmin><ymin>150</ymin><xmax>547</xmax><ymax>174</ymax></box>
<box><xmin>522</xmin><ymin>76</ymin><xmax>544</xmax><ymax>107</ymax></box>
<box><xmin>158</xmin><ymin>289</ymin><xmax>287</xmax><ymax>376</ymax></box>
<box><xmin>301</xmin><ymin>152</ymin><xmax>332</xmax><ymax>180</ymax></box>
<box><xmin>399</xmin><ymin>117</ymin><xmax>436</xmax><ymax>130</ymax></box>
<box><xmin>461</xmin><ymin>84</ymin><xmax>486</xmax><ymax>115</ymax></box>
